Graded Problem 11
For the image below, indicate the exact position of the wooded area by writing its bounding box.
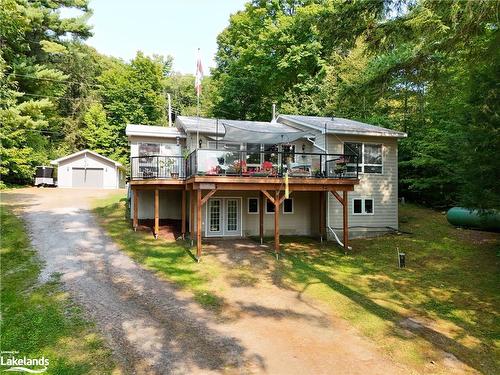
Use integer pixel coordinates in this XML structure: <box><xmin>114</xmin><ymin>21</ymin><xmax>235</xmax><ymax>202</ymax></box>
<box><xmin>1</xmin><ymin>0</ymin><xmax>498</xmax><ymax>210</ymax></box>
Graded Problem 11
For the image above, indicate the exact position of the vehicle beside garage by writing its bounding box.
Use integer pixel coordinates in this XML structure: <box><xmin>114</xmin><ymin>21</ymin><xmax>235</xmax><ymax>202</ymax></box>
<box><xmin>51</xmin><ymin>150</ymin><xmax>126</xmax><ymax>189</ymax></box>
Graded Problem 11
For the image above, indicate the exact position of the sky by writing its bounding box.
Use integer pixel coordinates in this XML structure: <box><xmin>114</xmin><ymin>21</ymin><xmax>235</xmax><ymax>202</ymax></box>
<box><xmin>64</xmin><ymin>0</ymin><xmax>248</xmax><ymax>74</ymax></box>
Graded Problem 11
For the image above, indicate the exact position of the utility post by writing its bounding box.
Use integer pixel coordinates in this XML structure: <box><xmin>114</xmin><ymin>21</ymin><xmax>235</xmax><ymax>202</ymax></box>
<box><xmin>167</xmin><ymin>93</ymin><xmax>172</xmax><ymax>127</ymax></box>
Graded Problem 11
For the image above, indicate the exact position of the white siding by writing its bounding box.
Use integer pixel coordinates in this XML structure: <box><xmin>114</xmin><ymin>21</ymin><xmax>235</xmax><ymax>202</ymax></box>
<box><xmin>199</xmin><ymin>191</ymin><xmax>317</xmax><ymax>236</ymax></box>
<box><xmin>326</xmin><ymin>134</ymin><xmax>399</xmax><ymax>237</ymax></box>
<box><xmin>57</xmin><ymin>153</ymin><xmax>121</xmax><ymax>189</ymax></box>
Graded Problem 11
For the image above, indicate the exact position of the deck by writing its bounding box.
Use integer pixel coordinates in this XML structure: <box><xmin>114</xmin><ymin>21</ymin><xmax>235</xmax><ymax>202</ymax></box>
<box><xmin>129</xmin><ymin>150</ymin><xmax>359</xmax><ymax>260</ymax></box>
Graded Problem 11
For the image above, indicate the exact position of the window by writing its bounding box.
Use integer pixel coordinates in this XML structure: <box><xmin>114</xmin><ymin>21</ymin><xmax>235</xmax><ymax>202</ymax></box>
<box><xmin>226</xmin><ymin>199</ymin><xmax>238</xmax><ymax>231</ymax></box>
<box><xmin>352</xmin><ymin>198</ymin><xmax>374</xmax><ymax>215</ymax></box>
<box><xmin>248</xmin><ymin>197</ymin><xmax>259</xmax><ymax>214</ymax></box>
<box><xmin>344</xmin><ymin>142</ymin><xmax>382</xmax><ymax>174</ymax></box>
<box><xmin>265</xmin><ymin>199</ymin><xmax>275</xmax><ymax>213</ymax></box>
<box><xmin>363</xmin><ymin>144</ymin><xmax>382</xmax><ymax>173</ymax></box>
<box><xmin>264</xmin><ymin>144</ymin><xmax>278</xmax><ymax>164</ymax></box>
<box><xmin>139</xmin><ymin>143</ymin><xmax>160</xmax><ymax>157</ymax></box>
<box><xmin>282</xmin><ymin>144</ymin><xmax>296</xmax><ymax>163</ymax></box>
<box><xmin>209</xmin><ymin>199</ymin><xmax>221</xmax><ymax>231</ymax></box>
<box><xmin>138</xmin><ymin>143</ymin><xmax>160</xmax><ymax>177</ymax></box>
<box><xmin>246</xmin><ymin>143</ymin><xmax>261</xmax><ymax>165</ymax></box>
<box><xmin>283</xmin><ymin>198</ymin><xmax>294</xmax><ymax>214</ymax></box>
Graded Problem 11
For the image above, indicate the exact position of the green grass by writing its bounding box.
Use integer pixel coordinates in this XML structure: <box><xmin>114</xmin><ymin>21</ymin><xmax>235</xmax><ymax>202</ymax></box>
<box><xmin>270</xmin><ymin>204</ymin><xmax>500</xmax><ymax>374</ymax></box>
<box><xmin>0</xmin><ymin>206</ymin><xmax>118</xmax><ymax>375</ymax></box>
<box><xmin>93</xmin><ymin>196</ymin><xmax>499</xmax><ymax>374</ymax></box>
<box><xmin>0</xmin><ymin>182</ymin><xmax>27</xmax><ymax>190</ymax></box>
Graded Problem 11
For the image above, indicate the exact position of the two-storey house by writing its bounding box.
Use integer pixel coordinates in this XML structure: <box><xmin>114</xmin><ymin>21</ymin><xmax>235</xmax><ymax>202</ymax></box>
<box><xmin>125</xmin><ymin>115</ymin><xmax>406</xmax><ymax>260</ymax></box>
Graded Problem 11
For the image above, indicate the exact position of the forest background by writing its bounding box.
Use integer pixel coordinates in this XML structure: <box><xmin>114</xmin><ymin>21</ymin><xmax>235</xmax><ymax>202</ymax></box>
<box><xmin>1</xmin><ymin>0</ymin><xmax>498</xmax><ymax>209</ymax></box>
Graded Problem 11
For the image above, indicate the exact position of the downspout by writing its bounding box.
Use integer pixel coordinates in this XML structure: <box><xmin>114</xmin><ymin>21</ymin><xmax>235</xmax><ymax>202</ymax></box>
<box><xmin>324</xmin><ymin>125</ymin><xmax>352</xmax><ymax>250</ymax></box>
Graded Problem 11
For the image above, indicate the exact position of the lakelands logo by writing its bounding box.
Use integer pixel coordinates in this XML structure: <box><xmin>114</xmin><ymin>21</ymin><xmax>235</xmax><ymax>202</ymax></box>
<box><xmin>0</xmin><ymin>352</ymin><xmax>49</xmax><ymax>373</ymax></box>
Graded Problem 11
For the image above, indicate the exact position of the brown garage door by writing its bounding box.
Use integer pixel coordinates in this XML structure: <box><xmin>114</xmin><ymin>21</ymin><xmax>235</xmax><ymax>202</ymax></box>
<box><xmin>72</xmin><ymin>168</ymin><xmax>104</xmax><ymax>188</ymax></box>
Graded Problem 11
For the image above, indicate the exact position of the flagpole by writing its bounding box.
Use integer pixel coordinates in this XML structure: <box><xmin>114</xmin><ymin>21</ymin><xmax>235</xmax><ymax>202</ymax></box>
<box><xmin>195</xmin><ymin>48</ymin><xmax>202</xmax><ymax>150</ymax></box>
<box><xmin>197</xmin><ymin>88</ymin><xmax>200</xmax><ymax>149</ymax></box>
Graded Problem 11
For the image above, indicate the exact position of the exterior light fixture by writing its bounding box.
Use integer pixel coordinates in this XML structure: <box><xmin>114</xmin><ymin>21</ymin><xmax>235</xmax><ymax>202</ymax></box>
<box><xmin>302</xmin><ymin>144</ymin><xmax>306</xmax><ymax>152</ymax></box>
<box><xmin>176</xmin><ymin>136</ymin><xmax>180</xmax><ymax>146</ymax></box>
<box><xmin>198</xmin><ymin>139</ymin><xmax>203</xmax><ymax>148</ymax></box>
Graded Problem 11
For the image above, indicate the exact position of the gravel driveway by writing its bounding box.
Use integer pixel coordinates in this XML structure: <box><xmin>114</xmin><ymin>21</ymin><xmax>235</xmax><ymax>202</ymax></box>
<box><xmin>3</xmin><ymin>188</ymin><xmax>408</xmax><ymax>375</ymax></box>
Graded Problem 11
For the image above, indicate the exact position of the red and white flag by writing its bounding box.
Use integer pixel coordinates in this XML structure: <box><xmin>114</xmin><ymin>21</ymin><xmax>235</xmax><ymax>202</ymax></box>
<box><xmin>195</xmin><ymin>49</ymin><xmax>203</xmax><ymax>97</ymax></box>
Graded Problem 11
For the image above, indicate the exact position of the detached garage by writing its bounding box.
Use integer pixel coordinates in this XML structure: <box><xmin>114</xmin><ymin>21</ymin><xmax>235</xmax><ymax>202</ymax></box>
<box><xmin>51</xmin><ymin>150</ymin><xmax>126</xmax><ymax>189</ymax></box>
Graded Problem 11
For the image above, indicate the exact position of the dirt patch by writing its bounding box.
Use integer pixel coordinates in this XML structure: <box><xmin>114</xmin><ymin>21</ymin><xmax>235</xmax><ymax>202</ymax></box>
<box><xmin>136</xmin><ymin>218</ymin><xmax>182</xmax><ymax>241</ymax></box>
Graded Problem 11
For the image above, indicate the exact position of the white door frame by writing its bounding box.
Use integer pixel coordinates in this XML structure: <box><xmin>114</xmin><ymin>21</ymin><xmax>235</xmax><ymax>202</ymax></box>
<box><xmin>206</xmin><ymin>198</ymin><xmax>223</xmax><ymax>237</ymax></box>
<box><xmin>205</xmin><ymin>197</ymin><xmax>243</xmax><ymax>237</ymax></box>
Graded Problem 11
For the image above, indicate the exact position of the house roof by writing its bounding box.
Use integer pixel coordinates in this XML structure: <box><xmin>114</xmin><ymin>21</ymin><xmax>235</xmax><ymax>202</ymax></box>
<box><xmin>278</xmin><ymin>115</ymin><xmax>407</xmax><ymax>138</ymax></box>
<box><xmin>50</xmin><ymin>149</ymin><xmax>124</xmax><ymax>169</ymax></box>
<box><xmin>125</xmin><ymin>124</ymin><xmax>186</xmax><ymax>138</ymax></box>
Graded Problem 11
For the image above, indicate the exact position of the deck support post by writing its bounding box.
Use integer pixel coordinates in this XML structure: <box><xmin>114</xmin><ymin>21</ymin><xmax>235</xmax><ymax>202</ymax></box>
<box><xmin>343</xmin><ymin>190</ymin><xmax>349</xmax><ymax>253</ymax></box>
<box><xmin>190</xmin><ymin>190</ymin><xmax>195</xmax><ymax>246</ymax></box>
<box><xmin>319</xmin><ymin>191</ymin><xmax>325</xmax><ymax>242</ymax></box>
<box><xmin>274</xmin><ymin>190</ymin><xmax>280</xmax><ymax>255</ymax></box>
<box><xmin>196</xmin><ymin>189</ymin><xmax>202</xmax><ymax>261</ymax></box>
<box><xmin>181</xmin><ymin>190</ymin><xmax>186</xmax><ymax>239</ymax></box>
<box><xmin>154</xmin><ymin>188</ymin><xmax>159</xmax><ymax>239</ymax></box>
<box><xmin>133</xmin><ymin>187</ymin><xmax>138</xmax><ymax>231</ymax></box>
<box><xmin>329</xmin><ymin>189</ymin><xmax>350</xmax><ymax>253</ymax></box>
<box><xmin>259</xmin><ymin>191</ymin><xmax>264</xmax><ymax>244</ymax></box>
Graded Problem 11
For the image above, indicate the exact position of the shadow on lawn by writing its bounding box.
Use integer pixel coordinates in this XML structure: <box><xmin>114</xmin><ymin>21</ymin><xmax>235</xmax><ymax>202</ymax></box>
<box><xmin>269</xmin><ymin>234</ymin><xmax>499</xmax><ymax>375</ymax></box>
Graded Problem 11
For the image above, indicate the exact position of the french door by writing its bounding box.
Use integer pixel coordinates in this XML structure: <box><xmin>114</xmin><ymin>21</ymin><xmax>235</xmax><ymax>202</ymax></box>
<box><xmin>206</xmin><ymin>198</ymin><xmax>241</xmax><ymax>237</ymax></box>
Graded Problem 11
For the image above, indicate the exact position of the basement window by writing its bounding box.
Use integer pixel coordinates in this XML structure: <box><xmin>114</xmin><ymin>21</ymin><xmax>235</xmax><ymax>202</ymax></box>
<box><xmin>353</xmin><ymin>198</ymin><xmax>374</xmax><ymax>215</ymax></box>
<box><xmin>283</xmin><ymin>198</ymin><xmax>294</xmax><ymax>214</ymax></box>
<box><xmin>248</xmin><ymin>197</ymin><xmax>259</xmax><ymax>214</ymax></box>
<box><xmin>266</xmin><ymin>199</ymin><xmax>275</xmax><ymax>213</ymax></box>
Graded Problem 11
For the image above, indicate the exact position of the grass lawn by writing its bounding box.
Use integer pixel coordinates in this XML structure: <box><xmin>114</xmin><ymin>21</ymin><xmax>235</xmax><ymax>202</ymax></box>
<box><xmin>93</xmin><ymin>195</ymin><xmax>499</xmax><ymax>374</ymax></box>
<box><xmin>0</xmin><ymin>206</ymin><xmax>118</xmax><ymax>375</ymax></box>
<box><xmin>272</xmin><ymin>206</ymin><xmax>500</xmax><ymax>374</ymax></box>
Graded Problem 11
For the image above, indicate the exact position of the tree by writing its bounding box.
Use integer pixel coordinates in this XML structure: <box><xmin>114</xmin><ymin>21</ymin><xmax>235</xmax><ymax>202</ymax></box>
<box><xmin>81</xmin><ymin>102</ymin><xmax>115</xmax><ymax>157</ymax></box>
<box><xmin>0</xmin><ymin>57</ymin><xmax>53</xmax><ymax>186</ymax></box>
<box><xmin>98</xmin><ymin>52</ymin><xmax>169</xmax><ymax>162</ymax></box>
<box><xmin>212</xmin><ymin>0</ymin><xmax>500</xmax><ymax>209</ymax></box>
<box><xmin>211</xmin><ymin>0</ymin><xmax>387</xmax><ymax>120</ymax></box>
<box><xmin>164</xmin><ymin>73</ymin><xmax>214</xmax><ymax>117</ymax></box>
<box><xmin>0</xmin><ymin>0</ymin><xmax>93</xmax><ymax>185</ymax></box>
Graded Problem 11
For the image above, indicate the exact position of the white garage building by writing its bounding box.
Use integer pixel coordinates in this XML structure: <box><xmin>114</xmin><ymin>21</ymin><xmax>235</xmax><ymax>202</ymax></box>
<box><xmin>51</xmin><ymin>149</ymin><xmax>126</xmax><ymax>189</ymax></box>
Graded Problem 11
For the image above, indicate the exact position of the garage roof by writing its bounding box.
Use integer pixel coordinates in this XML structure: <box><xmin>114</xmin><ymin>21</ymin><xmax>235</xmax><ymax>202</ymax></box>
<box><xmin>50</xmin><ymin>150</ymin><xmax>124</xmax><ymax>169</ymax></box>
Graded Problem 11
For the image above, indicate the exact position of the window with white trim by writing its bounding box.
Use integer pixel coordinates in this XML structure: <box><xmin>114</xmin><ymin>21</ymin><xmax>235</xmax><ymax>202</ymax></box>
<box><xmin>282</xmin><ymin>198</ymin><xmax>294</xmax><ymax>214</ymax></box>
<box><xmin>265</xmin><ymin>199</ymin><xmax>275</xmax><ymax>213</ymax></box>
<box><xmin>344</xmin><ymin>142</ymin><xmax>382</xmax><ymax>174</ymax></box>
<box><xmin>352</xmin><ymin>198</ymin><xmax>374</xmax><ymax>215</ymax></box>
<box><xmin>248</xmin><ymin>197</ymin><xmax>259</xmax><ymax>214</ymax></box>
